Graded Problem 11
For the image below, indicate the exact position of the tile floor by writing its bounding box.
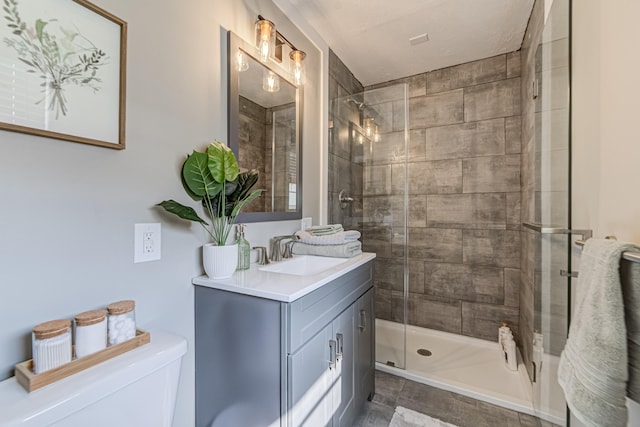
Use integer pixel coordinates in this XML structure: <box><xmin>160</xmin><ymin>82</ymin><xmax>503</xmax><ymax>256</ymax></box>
<box><xmin>354</xmin><ymin>371</ymin><xmax>561</xmax><ymax>427</ymax></box>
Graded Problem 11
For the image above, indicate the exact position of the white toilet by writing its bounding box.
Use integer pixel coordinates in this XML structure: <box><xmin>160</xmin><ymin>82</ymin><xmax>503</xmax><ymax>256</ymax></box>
<box><xmin>0</xmin><ymin>330</ymin><xmax>187</xmax><ymax>427</ymax></box>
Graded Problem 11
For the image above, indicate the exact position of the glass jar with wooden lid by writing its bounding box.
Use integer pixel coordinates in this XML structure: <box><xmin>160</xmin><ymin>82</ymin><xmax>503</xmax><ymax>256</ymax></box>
<box><xmin>74</xmin><ymin>309</ymin><xmax>107</xmax><ymax>358</ymax></box>
<box><xmin>107</xmin><ymin>300</ymin><xmax>136</xmax><ymax>345</ymax></box>
<box><xmin>32</xmin><ymin>319</ymin><xmax>72</xmax><ymax>374</ymax></box>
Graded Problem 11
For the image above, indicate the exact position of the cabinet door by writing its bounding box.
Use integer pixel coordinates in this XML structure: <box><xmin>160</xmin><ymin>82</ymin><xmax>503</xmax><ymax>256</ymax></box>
<box><xmin>356</xmin><ymin>288</ymin><xmax>375</xmax><ymax>407</ymax></box>
<box><xmin>288</xmin><ymin>323</ymin><xmax>334</xmax><ymax>427</ymax></box>
<box><xmin>333</xmin><ymin>306</ymin><xmax>356</xmax><ymax>427</ymax></box>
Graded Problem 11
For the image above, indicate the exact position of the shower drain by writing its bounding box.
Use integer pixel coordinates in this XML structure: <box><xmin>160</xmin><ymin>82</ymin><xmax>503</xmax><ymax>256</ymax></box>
<box><xmin>417</xmin><ymin>349</ymin><xmax>432</xmax><ymax>357</ymax></box>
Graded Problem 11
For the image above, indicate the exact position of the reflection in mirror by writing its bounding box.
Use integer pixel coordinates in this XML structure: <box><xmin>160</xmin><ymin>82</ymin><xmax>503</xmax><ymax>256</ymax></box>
<box><xmin>228</xmin><ymin>31</ymin><xmax>302</xmax><ymax>223</ymax></box>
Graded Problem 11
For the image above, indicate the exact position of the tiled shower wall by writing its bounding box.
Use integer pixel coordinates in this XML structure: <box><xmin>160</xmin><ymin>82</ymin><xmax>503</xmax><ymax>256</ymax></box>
<box><xmin>239</xmin><ymin>96</ymin><xmax>268</xmax><ymax>212</ymax></box>
<box><xmin>239</xmin><ymin>97</ymin><xmax>297</xmax><ymax>212</ymax></box>
<box><xmin>329</xmin><ymin>47</ymin><xmax>526</xmax><ymax>343</ymax></box>
<box><xmin>328</xmin><ymin>49</ymin><xmax>364</xmax><ymax>230</ymax></box>
<box><xmin>363</xmin><ymin>53</ymin><xmax>523</xmax><ymax>342</ymax></box>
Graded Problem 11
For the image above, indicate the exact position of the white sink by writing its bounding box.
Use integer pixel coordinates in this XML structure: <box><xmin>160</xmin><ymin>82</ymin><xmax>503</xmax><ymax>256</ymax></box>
<box><xmin>258</xmin><ymin>255</ymin><xmax>349</xmax><ymax>276</ymax></box>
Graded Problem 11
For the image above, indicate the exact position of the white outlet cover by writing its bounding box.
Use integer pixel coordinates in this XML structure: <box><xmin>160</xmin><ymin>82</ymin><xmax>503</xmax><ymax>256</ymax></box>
<box><xmin>134</xmin><ymin>223</ymin><xmax>161</xmax><ymax>263</ymax></box>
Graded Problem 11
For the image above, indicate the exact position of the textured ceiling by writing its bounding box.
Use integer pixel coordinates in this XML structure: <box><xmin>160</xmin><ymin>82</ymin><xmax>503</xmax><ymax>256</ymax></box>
<box><xmin>278</xmin><ymin>0</ymin><xmax>535</xmax><ymax>86</ymax></box>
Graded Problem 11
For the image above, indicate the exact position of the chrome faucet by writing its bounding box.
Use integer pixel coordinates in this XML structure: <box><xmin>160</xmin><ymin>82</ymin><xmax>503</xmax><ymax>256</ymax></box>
<box><xmin>253</xmin><ymin>246</ymin><xmax>269</xmax><ymax>265</ymax></box>
<box><xmin>269</xmin><ymin>235</ymin><xmax>297</xmax><ymax>262</ymax></box>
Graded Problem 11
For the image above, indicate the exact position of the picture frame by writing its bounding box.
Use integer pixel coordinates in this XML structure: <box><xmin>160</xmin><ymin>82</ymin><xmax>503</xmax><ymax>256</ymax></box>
<box><xmin>0</xmin><ymin>0</ymin><xmax>127</xmax><ymax>149</ymax></box>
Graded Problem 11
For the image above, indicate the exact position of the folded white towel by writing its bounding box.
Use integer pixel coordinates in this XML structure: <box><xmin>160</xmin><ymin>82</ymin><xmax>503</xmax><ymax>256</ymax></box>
<box><xmin>291</xmin><ymin>241</ymin><xmax>362</xmax><ymax>258</ymax></box>
<box><xmin>558</xmin><ymin>238</ymin><xmax>640</xmax><ymax>427</ymax></box>
<box><xmin>306</xmin><ymin>224</ymin><xmax>344</xmax><ymax>236</ymax></box>
<box><xmin>295</xmin><ymin>229</ymin><xmax>361</xmax><ymax>246</ymax></box>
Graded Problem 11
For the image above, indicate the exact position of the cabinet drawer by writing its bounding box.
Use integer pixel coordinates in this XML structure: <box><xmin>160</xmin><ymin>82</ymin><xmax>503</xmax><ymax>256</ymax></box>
<box><xmin>286</xmin><ymin>262</ymin><xmax>372</xmax><ymax>354</ymax></box>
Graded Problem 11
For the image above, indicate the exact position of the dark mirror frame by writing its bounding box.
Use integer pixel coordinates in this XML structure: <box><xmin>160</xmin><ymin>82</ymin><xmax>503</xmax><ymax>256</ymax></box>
<box><xmin>228</xmin><ymin>30</ymin><xmax>303</xmax><ymax>223</ymax></box>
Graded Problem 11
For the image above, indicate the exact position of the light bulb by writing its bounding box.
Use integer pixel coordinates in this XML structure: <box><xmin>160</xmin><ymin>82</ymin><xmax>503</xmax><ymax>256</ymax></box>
<box><xmin>255</xmin><ymin>19</ymin><xmax>275</xmax><ymax>62</ymax></box>
<box><xmin>289</xmin><ymin>50</ymin><xmax>306</xmax><ymax>85</ymax></box>
<box><xmin>364</xmin><ymin>118</ymin><xmax>374</xmax><ymax>138</ymax></box>
<box><xmin>263</xmin><ymin>71</ymin><xmax>280</xmax><ymax>92</ymax></box>
<box><xmin>236</xmin><ymin>51</ymin><xmax>248</xmax><ymax>72</ymax></box>
<box><xmin>258</xmin><ymin>40</ymin><xmax>270</xmax><ymax>62</ymax></box>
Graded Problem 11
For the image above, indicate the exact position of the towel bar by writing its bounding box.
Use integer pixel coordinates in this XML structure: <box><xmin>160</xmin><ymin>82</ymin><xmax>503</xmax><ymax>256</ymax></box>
<box><xmin>575</xmin><ymin>239</ymin><xmax>640</xmax><ymax>264</ymax></box>
<box><xmin>522</xmin><ymin>222</ymin><xmax>593</xmax><ymax>240</ymax></box>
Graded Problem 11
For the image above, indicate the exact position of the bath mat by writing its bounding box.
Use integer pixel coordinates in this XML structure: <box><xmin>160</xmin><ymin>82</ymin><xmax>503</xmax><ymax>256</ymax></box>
<box><xmin>389</xmin><ymin>406</ymin><xmax>458</xmax><ymax>427</ymax></box>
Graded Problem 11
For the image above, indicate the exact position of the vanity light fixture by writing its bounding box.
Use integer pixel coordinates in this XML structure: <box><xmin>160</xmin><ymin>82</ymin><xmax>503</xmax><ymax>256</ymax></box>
<box><xmin>256</xmin><ymin>15</ymin><xmax>306</xmax><ymax>86</ymax></box>
<box><xmin>374</xmin><ymin>125</ymin><xmax>381</xmax><ymax>143</ymax></box>
<box><xmin>263</xmin><ymin>70</ymin><xmax>280</xmax><ymax>92</ymax></box>
<box><xmin>255</xmin><ymin>18</ymin><xmax>276</xmax><ymax>62</ymax></box>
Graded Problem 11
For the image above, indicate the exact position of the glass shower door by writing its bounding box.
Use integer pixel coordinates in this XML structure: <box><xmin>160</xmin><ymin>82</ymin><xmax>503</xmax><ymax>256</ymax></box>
<box><xmin>531</xmin><ymin>0</ymin><xmax>572</xmax><ymax>423</ymax></box>
<box><xmin>329</xmin><ymin>84</ymin><xmax>409</xmax><ymax>369</ymax></box>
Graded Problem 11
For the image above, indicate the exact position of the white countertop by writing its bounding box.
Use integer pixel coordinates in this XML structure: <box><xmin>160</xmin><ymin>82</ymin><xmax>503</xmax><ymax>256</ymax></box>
<box><xmin>192</xmin><ymin>252</ymin><xmax>376</xmax><ymax>302</ymax></box>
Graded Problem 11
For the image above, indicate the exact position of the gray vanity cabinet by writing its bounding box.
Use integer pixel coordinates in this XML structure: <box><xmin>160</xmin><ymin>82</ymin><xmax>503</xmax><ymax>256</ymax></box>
<box><xmin>356</xmin><ymin>288</ymin><xmax>375</xmax><ymax>407</ymax></box>
<box><xmin>195</xmin><ymin>260</ymin><xmax>374</xmax><ymax>427</ymax></box>
<box><xmin>288</xmin><ymin>306</ymin><xmax>355</xmax><ymax>426</ymax></box>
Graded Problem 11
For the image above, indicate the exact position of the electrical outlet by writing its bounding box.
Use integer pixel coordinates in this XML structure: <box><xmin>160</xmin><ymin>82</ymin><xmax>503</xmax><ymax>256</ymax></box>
<box><xmin>135</xmin><ymin>223</ymin><xmax>161</xmax><ymax>263</ymax></box>
<box><xmin>143</xmin><ymin>232</ymin><xmax>155</xmax><ymax>254</ymax></box>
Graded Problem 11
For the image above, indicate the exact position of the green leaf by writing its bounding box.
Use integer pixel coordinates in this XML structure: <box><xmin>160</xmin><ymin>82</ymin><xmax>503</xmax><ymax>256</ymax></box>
<box><xmin>182</xmin><ymin>150</ymin><xmax>221</xmax><ymax>199</ymax></box>
<box><xmin>35</xmin><ymin>19</ymin><xmax>47</xmax><ymax>42</ymax></box>
<box><xmin>157</xmin><ymin>200</ymin><xmax>208</xmax><ymax>225</ymax></box>
<box><xmin>230</xmin><ymin>189</ymin><xmax>264</xmax><ymax>217</ymax></box>
<box><xmin>228</xmin><ymin>169</ymin><xmax>259</xmax><ymax>204</ymax></box>
<box><xmin>206</xmin><ymin>141</ymin><xmax>238</xmax><ymax>184</ymax></box>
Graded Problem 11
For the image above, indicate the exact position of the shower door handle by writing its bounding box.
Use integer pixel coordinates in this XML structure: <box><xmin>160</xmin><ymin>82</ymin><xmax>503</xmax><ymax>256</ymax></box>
<box><xmin>359</xmin><ymin>309</ymin><xmax>367</xmax><ymax>331</ymax></box>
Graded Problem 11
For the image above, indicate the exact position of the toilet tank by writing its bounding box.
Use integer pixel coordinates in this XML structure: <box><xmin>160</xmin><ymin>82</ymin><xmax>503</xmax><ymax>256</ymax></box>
<box><xmin>0</xmin><ymin>330</ymin><xmax>187</xmax><ymax>427</ymax></box>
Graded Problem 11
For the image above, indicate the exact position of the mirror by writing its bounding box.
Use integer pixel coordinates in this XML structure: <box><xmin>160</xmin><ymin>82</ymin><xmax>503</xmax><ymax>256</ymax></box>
<box><xmin>228</xmin><ymin>31</ymin><xmax>303</xmax><ymax>223</ymax></box>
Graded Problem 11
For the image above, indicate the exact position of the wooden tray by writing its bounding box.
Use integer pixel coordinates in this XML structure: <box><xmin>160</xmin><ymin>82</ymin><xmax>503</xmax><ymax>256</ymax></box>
<box><xmin>15</xmin><ymin>329</ymin><xmax>150</xmax><ymax>392</ymax></box>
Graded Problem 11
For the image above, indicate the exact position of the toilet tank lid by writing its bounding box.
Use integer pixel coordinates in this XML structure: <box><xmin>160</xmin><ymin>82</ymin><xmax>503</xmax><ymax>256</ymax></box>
<box><xmin>0</xmin><ymin>330</ymin><xmax>187</xmax><ymax>427</ymax></box>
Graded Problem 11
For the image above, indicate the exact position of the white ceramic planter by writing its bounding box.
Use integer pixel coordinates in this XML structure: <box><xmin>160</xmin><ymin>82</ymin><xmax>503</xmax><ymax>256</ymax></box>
<box><xmin>203</xmin><ymin>243</ymin><xmax>238</xmax><ymax>279</ymax></box>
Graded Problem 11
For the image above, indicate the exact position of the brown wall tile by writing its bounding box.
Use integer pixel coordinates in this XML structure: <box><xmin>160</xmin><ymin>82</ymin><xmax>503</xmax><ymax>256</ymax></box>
<box><xmin>463</xmin><ymin>230</ymin><xmax>521</xmax><ymax>268</ymax></box>
<box><xmin>425</xmin><ymin>119</ymin><xmax>506</xmax><ymax>161</ymax></box>
<box><xmin>462</xmin><ymin>155</ymin><xmax>521</xmax><ymax>193</ymax></box>
<box><xmin>464</xmin><ymin>78</ymin><xmax>521</xmax><ymax>122</ymax></box>
<box><xmin>427</xmin><ymin>55</ymin><xmax>507</xmax><ymax>94</ymax></box>
<box><xmin>426</xmin><ymin>194</ymin><xmax>506</xmax><ymax>229</ymax></box>
<box><xmin>409</xmin><ymin>89</ymin><xmax>464</xmax><ymax>129</ymax></box>
<box><xmin>424</xmin><ymin>262</ymin><xmax>505</xmax><ymax>304</ymax></box>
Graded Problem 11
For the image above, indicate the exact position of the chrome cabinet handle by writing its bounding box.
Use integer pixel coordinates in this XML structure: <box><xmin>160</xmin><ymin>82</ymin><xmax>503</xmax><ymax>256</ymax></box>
<box><xmin>336</xmin><ymin>333</ymin><xmax>344</xmax><ymax>360</ymax></box>
<box><xmin>359</xmin><ymin>309</ymin><xmax>367</xmax><ymax>331</ymax></box>
<box><xmin>329</xmin><ymin>340</ymin><xmax>337</xmax><ymax>370</ymax></box>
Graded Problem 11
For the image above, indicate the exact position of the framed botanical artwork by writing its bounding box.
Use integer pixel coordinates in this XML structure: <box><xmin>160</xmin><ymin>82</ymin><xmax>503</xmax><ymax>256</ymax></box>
<box><xmin>0</xmin><ymin>0</ymin><xmax>127</xmax><ymax>149</ymax></box>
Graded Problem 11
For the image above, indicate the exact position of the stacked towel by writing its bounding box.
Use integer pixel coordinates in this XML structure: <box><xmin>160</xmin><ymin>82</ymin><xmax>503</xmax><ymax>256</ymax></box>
<box><xmin>292</xmin><ymin>241</ymin><xmax>362</xmax><ymax>258</ymax></box>
<box><xmin>293</xmin><ymin>224</ymin><xmax>362</xmax><ymax>258</ymax></box>
<box><xmin>558</xmin><ymin>238</ymin><xmax>640</xmax><ymax>427</ymax></box>
<box><xmin>295</xmin><ymin>229</ymin><xmax>361</xmax><ymax>246</ymax></box>
<box><xmin>305</xmin><ymin>224</ymin><xmax>344</xmax><ymax>236</ymax></box>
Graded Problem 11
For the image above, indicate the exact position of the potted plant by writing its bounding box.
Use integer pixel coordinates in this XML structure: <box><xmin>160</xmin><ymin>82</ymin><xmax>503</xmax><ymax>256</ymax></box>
<box><xmin>158</xmin><ymin>141</ymin><xmax>263</xmax><ymax>279</ymax></box>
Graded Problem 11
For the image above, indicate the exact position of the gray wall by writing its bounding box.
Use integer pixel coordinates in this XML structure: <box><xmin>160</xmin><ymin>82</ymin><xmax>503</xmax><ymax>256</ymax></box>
<box><xmin>363</xmin><ymin>53</ymin><xmax>523</xmax><ymax>342</ymax></box>
<box><xmin>328</xmin><ymin>49</ymin><xmax>364</xmax><ymax>230</ymax></box>
<box><xmin>0</xmin><ymin>1</ymin><xmax>322</xmax><ymax>425</ymax></box>
<box><xmin>328</xmin><ymin>48</ymin><xmax>524</xmax><ymax>343</ymax></box>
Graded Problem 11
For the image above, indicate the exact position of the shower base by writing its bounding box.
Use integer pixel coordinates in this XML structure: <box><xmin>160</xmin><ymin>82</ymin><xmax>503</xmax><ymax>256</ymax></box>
<box><xmin>375</xmin><ymin>319</ymin><xmax>565</xmax><ymax>426</ymax></box>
